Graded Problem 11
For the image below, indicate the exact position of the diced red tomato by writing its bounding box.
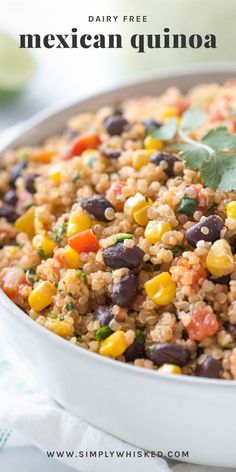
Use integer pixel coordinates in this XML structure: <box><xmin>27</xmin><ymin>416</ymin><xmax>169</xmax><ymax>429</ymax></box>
<box><xmin>186</xmin><ymin>307</ymin><xmax>219</xmax><ymax>341</ymax></box>
<box><xmin>0</xmin><ymin>266</ymin><xmax>27</xmax><ymax>306</ymax></box>
<box><xmin>62</xmin><ymin>135</ymin><xmax>101</xmax><ymax>160</ymax></box>
<box><xmin>68</xmin><ymin>229</ymin><xmax>99</xmax><ymax>253</ymax></box>
<box><xmin>113</xmin><ymin>181</ymin><xmax>125</xmax><ymax>196</ymax></box>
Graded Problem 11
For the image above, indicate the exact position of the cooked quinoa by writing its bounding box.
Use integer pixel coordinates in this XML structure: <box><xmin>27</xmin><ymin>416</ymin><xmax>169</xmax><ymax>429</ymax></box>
<box><xmin>2</xmin><ymin>81</ymin><xmax>236</xmax><ymax>379</ymax></box>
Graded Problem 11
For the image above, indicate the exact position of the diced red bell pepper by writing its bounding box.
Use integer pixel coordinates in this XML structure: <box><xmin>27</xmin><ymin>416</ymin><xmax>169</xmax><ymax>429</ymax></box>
<box><xmin>68</xmin><ymin>229</ymin><xmax>99</xmax><ymax>253</ymax></box>
<box><xmin>62</xmin><ymin>135</ymin><xmax>101</xmax><ymax>160</ymax></box>
<box><xmin>186</xmin><ymin>307</ymin><xmax>219</xmax><ymax>341</ymax></box>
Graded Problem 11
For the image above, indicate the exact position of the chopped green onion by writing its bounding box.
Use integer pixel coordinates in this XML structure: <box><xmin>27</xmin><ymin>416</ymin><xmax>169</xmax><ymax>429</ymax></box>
<box><xmin>95</xmin><ymin>326</ymin><xmax>112</xmax><ymax>341</ymax></box>
<box><xmin>116</xmin><ymin>233</ymin><xmax>133</xmax><ymax>243</ymax></box>
<box><xmin>53</xmin><ymin>224</ymin><xmax>66</xmax><ymax>243</ymax></box>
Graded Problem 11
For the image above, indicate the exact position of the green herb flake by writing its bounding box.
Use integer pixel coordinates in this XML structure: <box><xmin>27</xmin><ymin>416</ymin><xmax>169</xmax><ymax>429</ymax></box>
<box><xmin>95</xmin><ymin>326</ymin><xmax>112</xmax><ymax>341</ymax></box>
<box><xmin>87</xmin><ymin>156</ymin><xmax>97</xmax><ymax>168</ymax></box>
<box><xmin>223</xmin><ymin>343</ymin><xmax>235</xmax><ymax>350</ymax></box>
<box><xmin>177</xmin><ymin>196</ymin><xmax>197</xmax><ymax>216</ymax></box>
<box><xmin>82</xmin><ymin>272</ymin><xmax>88</xmax><ymax>285</ymax></box>
<box><xmin>171</xmin><ymin>245</ymin><xmax>183</xmax><ymax>256</ymax></box>
<box><xmin>53</xmin><ymin>224</ymin><xmax>66</xmax><ymax>243</ymax></box>
<box><xmin>116</xmin><ymin>233</ymin><xmax>133</xmax><ymax>243</ymax></box>
<box><xmin>135</xmin><ymin>329</ymin><xmax>145</xmax><ymax>345</ymax></box>
<box><xmin>23</xmin><ymin>202</ymin><xmax>34</xmax><ymax>210</ymax></box>
<box><xmin>66</xmin><ymin>301</ymin><xmax>74</xmax><ymax>311</ymax></box>
<box><xmin>76</xmin><ymin>270</ymin><xmax>87</xmax><ymax>284</ymax></box>
<box><xmin>181</xmin><ymin>107</ymin><xmax>207</xmax><ymax>131</ymax></box>
<box><xmin>48</xmin><ymin>312</ymin><xmax>57</xmax><ymax>319</ymax></box>
<box><xmin>149</xmin><ymin>117</ymin><xmax>178</xmax><ymax>141</ymax></box>
<box><xmin>179</xmin><ymin>127</ymin><xmax>236</xmax><ymax>191</ymax></box>
<box><xmin>71</xmin><ymin>171</ymin><xmax>80</xmax><ymax>183</ymax></box>
<box><xmin>26</xmin><ymin>267</ymin><xmax>37</xmax><ymax>283</ymax></box>
<box><xmin>37</xmin><ymin>247</ymin><xmax>45</xmax><ymax>258</ymax></box>
<box><xmin>206</xmin><ymin>202</ymin><xmax>217</xmax><ymax>213</ymax></box>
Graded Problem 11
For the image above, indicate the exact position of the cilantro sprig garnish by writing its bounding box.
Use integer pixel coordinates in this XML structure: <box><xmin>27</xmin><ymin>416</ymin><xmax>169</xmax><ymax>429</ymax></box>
<box><xmin>179</xmin><ymin>127</ymin><xmax>236</xmax><ymax>191</ymax></box>
<box><xmin>149</xmin><ymin>106</ymin><xmax>236</xmax><ymax>191</ymax></box>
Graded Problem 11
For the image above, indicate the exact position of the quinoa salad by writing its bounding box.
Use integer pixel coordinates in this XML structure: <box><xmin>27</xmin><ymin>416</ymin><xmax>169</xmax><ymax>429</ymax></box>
<box><xmin>2</xmin><ymin>81</ymin><xmax>236</xmax><ymax>380</ymax></box>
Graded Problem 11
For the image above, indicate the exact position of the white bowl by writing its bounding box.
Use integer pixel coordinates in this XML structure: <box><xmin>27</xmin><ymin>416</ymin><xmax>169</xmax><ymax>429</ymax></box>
<box><xmin>1</xmin><ymin>66</ymin><xmax>236</xmax><ymax>468</ymax></box>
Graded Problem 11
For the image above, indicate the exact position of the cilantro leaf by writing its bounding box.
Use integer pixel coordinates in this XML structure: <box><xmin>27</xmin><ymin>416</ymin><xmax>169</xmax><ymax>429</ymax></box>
<box><xmin>181</xmin><ymin>107</ymin><xmax>207</xmax><ymax>131</ymax></box>
<box><xmin>200</xmin><ymin>153</ymin><xmax>222</xmax><ymax>190</ymax></box>
<box><xmin>150</xmin><ymin>118</ymin><xmax>178</xmax><ymax>141</ymax></box>
<box><xmin>178</xmin><ymin>126</ymin><xmax>236</xmax><ymax>191</ymax></box>
<box><xmin>202</xmin><ymin>127</ymin><xmax>236</xmax><ymax>152</ymax></box>
<box><xmin>217</xmin><ymin>154</ymin><xmax>236</xmax><ymax>191</ymax></box>
<box><xmin>178</xmin><ymin>144</ymin><xmax>209</xmax><ymax>170</ymax></box>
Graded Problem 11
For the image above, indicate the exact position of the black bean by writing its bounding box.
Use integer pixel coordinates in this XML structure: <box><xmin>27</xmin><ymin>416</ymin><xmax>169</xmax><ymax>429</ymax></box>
<box><xmin>103</xmin><ymin>243</ymin><xmax>144</xmax><ymax>269</ymax></box>
<box><xmin>4</xmin><ymin>190</ymin><xmax>17</xmax><ymax>206</ymax></box>
<box><xmin>104</xmin><ymin>115</ymin><xmax>128</xmax><ymax>136</ymax></box>
<box><xmin>186</xmin><ymin>215</ymin><xmax>224</xmax><ymax>248</ymax></box>
<box><xmin>94</xmin><ymin>305</ymin><xmax>113</xmax><ymax>326</ymax></box>
<box><xmin>150</xmin><ymin>152</ymin><xmax>180</xmax><ymax>177</ymax></box>
<box><xmin>142</xmin><ymin>118</ymin><xmax>162</xmax><ymax>133</ymax></box>
<box><xmin>208</xmin><ymin>274</ymin><xmax>231</xmax><ymax>285</ymax></box>
<box><xmin>124</xmin><ymin>340</ymin><xmax>145</xmax><ymax>362</ymax></box>
<box><xmin>81</xmin><ymin>196</ymin><xmax>115</xmax><ymax>222</ymax></box>
<box><xmin>195</xmin><ymin>357</ymin><xmax>222</xmax><ymax>379</ymax></box>
<box><xmin>223</xmin><ymin>321</ymin><xmax>236</xmax><ymax>340</ymax></box>
<box><xmin>146</xmin><ymin>343</ymin><xmax>191</xmax><ymax>367</ymax></box>
<box><xmin>24</xmin><ymin>173</ymin><xmax>38</xmax><ymax>194</ymax></box>
<box><xmin>112</xmin><ymin>273</ymin><xmax>138</xmax><ymax>308</ymax></box>
<box><xmin>0</xmin><ymin>204</ymin><xmax>19</xmax><ymax>223</ymax></box>
<box><xmin>10</xmin><ymin>160</ymin><xmax>27</xmax><ymax>187</ymax></box>
<box><xmin>102</xmin><ymin>149</ymin><xmax>121</xmax><ymax>159</ymax></box>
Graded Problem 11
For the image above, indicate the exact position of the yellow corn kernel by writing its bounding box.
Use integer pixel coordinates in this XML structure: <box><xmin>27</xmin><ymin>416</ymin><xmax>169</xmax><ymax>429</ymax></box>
<box><xmin>144</xmin><ymin>220</ymin><xmax>171</xmax><ymax>243</ymax></box>
<box><xmin>206</xmin><ymin>239</ymin><xmax>234</xmax><ymax>277</ymax></box>
<box><xmin>99</xmin><ymin>331</ymin><xmax>127</xmax><ymax>358</ymax></box>
<box><xmin>161</xmin><ymin>106</ymin><xmax>178</xmax><ymax>120</ymax></box>
<box><xmin>63</xmin><ymin>245</ymin><xmax>81</xmax><ymax>269</ymax></box>
<box><xmin>158</xmin><ymin>364</ymin><xmax>182</xmax><ymax>375</ymax></box>
<box><xmin>28</xmin><ymin>281</ymin><xmax>56</xmax><ymax>312</ymax></box>
<box><xmin>145</xmin><ymin>272</ymin><xmax>176</xmax><ymax>306</ymax></box>
<box><xmin>226</xmin><ymin>201</ymin><xmax>236</xmax><ymax>219</ymax></box>
<box><xmin>46</xmin><ymin>320</ymin><xmax>74</xmax><ymax>338</ymax></box>
<box><xmin>124</xmin><ymin>193</ymin><xmax>146</xmax><ymax>216</ymax></box>
<box><xmin>33</xmin><ymin>233</ymin><xmax>56</xmax><ymax>257</ymax></box>
<box><xmin>15</xmin><ymin>206</ymin><xmax>35</xmax><ymax>238</ymax></box>
<box><xmin>124</xmin><ymin>193</ymin><xmax>153</xmax><ymax>226</ymax></box>
<box><xmin>49</xmin><ymin>166</ymin><xmax>62</xmax><ymax>185</ymax></box>
<box><xmin>144</xmin><ymin>136</ymin><xmax>164</xmax><ymax>151</ymax></box>
<box><xmin>132</xmin><ymin>150</ymin><xmax>151</xmax><ymax>170</ymax></box>
<box><xmin>67</xmin><ymin>210</ymin><xmax>91</xmax><ymax>237</ymax></box>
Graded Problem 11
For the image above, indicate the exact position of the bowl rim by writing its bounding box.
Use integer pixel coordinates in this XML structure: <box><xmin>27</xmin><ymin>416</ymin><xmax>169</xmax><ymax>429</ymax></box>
<box><xmin>1</xmin><ymin>63</ymin><xmax>236</xmax><ymax>388</ymax></box>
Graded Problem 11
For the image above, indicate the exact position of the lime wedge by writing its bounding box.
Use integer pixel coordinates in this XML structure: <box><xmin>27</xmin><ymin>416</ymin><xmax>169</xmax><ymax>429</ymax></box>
<box><xmin>0</xmin><ymin>31</ymin><xmax>35</xmax><ymax>98</ymax></box>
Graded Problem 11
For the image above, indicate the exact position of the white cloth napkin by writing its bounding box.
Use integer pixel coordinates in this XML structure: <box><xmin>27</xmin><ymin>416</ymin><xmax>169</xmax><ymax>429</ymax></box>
<box><xmin>0</xmin><ymin>340</ymin><xmax>173</xmax><ymax>472</ymax></box>
<box><xmin>0</xmin><ymin>340</ymin><xmax>230</xmax><ymax>472</ymax></box>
